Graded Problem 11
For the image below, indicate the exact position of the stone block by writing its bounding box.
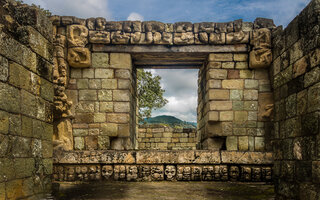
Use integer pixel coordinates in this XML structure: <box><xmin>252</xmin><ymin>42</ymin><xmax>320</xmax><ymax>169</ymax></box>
<box><xmin>238</xmin><ymin>136</ymin><xmax>249</xmax><ymax>151</ymax></box>
<box><xmin>100</xmin><ymin>102</ymin><xmax>113</xmax><ymax>112</ymax></box>
<box><xmin>207</xmin><ymin>80</ymin><xmax>222</xmax><ymax>89</ymax></box>
<box><xmin>209</xmin><ymin>33</ymin><xmax>226</xmax><ymax>44</ymax></box>
<box><xmin>207</xmin><ymin>111</ymin><xmax>219</xmax><ymax>122</ymax></box>
<box><xmin>118</xmin><ymin>79</ymin><xmax>131</xmax><ymax>89</ymax></box>
<box><xmin>114</xmin><ymin>102</ymin><xmax>130</xmax><ymax>112</ymax></box>
<box><xmin>107</xmin><ymin>113</ymin><xmax>130</xmax><ymax>123</ymax></box>
<box><xmin>248</xmin><ymin>111</ymin><xmax>258</xmax><ymax>121</ymax></box>
<box><xmin>222</xmin><ymin>62</ymin><xmax>234</xmax><ymax>69</ymax></box>
<box><xmin>6</xmin><ymin>179</ymin><xmax>24</xmax><ymax>200</ymax></box>
<box><xmin>209</xmin><ymin>101</ymin><xmax>232</xmax><ymax>111</ymax></box>
<box><xmin>173</xmin><ymin>32</ymin><xmax>195</xmax><ymax>45</ymax></box>
<box><xmin>74</xmin><ymin>113</ymin><xmax>94</xmax><ymax>123</ymax></box>
<box><xmin>234</xmin><ymin>54</ymin><xmax>248</xmax><ymax>62</ymax></box>
<box><xmin>89</xmin><ymin>31</ymin><xmax>111</xmax><ymax>44</ymax></box>
<box><xmin>233</xmin><ymin>101</ymin><xmax>243</xmax><ymax>110</ymax></box>
<box><xmin>286</xmin><ymin>94</ymin><xmax>297</xmax><ymax>118</ymax></box>
<box><xmin>118</xmin><ymin>124</ymin><xmax>130</xmax><ymax>137</ymax></box>
<box><xmin>227</xmin><ymin>70</ymin><xmax>240</xmax><ymax>79</ymax></box>
<box><xmin>98</xmin><ymin>135</ymin><xmax>110</xmax><ymax>150</ymax></box>
<box><xmin>85</xmin><ymin>136</ymin><xmax>98</xmax><ymax>150</ymax></box>
<box><xmin>92</xmin><ymin>53</ymin><xmax>109</xmax><ymax>68</ymax></box>
<box><xmin>101</xmin><ymin>123</ymin><xmax>118</xmax><ymax>137</ymax></box>
<box><xmin>0</xmin><ymin>110</ymin><xmax>9</xmax><ymax>134</ymax></box>
<box><xmin>307</xmin><ymin>82</ymin><xmax>320</xmax><ymax>113</ymax></box>
<box><xmin>208</xmin><ymin>69</ymin><xmax>228</xmax><ymax>79</ymax></box>
<box><xmin>79</xmin><ymin>90</ymin><xmax>97</xmax><ymax>101</ymax></box>
<box><xmin>94</xmin><ymin>113</ymin><xmax>106</xmax><ymax>123</ymax></box>
<box><xmin>312</xmin><ymin>161</ymin><xmax>320</xmax><ymax>183</ymax></box>
<box><xmin>255</xmin><ymin>137</ymin><xmax>265</xmax><ymax>151</ymax></box>
<box><xmin>77</xmin><ymin>79</ymin><xmax>89</xmax><ymax>89</ymax></box>
<box><xmin>230</xmin><ymin>90</ymin><xmax>243</xmax><ymax>100</ymax></box>
<box><xmin>98</xmin><ymin>90</ymin><xmax>112</xmax><ymax>101</ymax></box>
<box><xmin>293</xmin><ymin>56</ymin><xmax>308</xmax><ymax>78</ymax></box>
<box><xmin>244</xmin><ymin>90</ymin><xmax>258</xmax><ymax>100</ymax></box>
<box><xmin>110</xmin><ymin>53</ymin><xmax>132</xmax><ymax>69</ymax></box>
<box><xmin>208</xmin><ymin>89</ymin><xmax>229</xmax><ymax>100</ymax></box>
<box><xmin>113</xmin><ymin>90</ymin><xmax>130</xmax><ymax>101</ymax></box>
<box><xmin>40</xmin><ymin>78</ymin><xmax>54</xmax><ymax>102</ymax></box>
<box><xmin>208</xmin><ymin>54</ymin><xmax>233</xmax><ymax>62</ymax></box>
<box><xmin>75</xmin><ymin>101</ymin><xmax>95</xmax><ymax>113</ymax></box>
<box><xmin>0</xmin><ymin>55</ymin><xmax>8</xmax><ymax>81</ymax></box>
<box><xmin>202</xmin><ymin>138</ymin><xmax>224</xmax><ymax>150</ymax></box>
<box><xmin>71</xmin><ymin>68</ymin><xmax>82</xmax><ymax>78</ymax></box>
<box><xmin>240</xmin><ymin>70</ymin><xmax>253</xmax><ymax>78</ymax></box>
<box><xmin>226</xmin><ymin>136</ymin><xmax>238</xmax><ymax>150</ymax></box>
<box><xmin>235</xmin><ymin>111</ymin><xmax>248</xmax><ymax>122</ymax></box>
<box><xmin>73</xmin><ymin>128</ymin><xmax>88</xmax><ymax>137</ymax></box>
<box><xmin>95</xmin><ymin>68</ymin><xmax>114</xmax><ymax>79</ymax></box>
<box><xmin>220</xmin><ymin>111</ymin><xmax>233</xmax><ymax>121</ymax></box>
<box><xmin>304</xmin><ymin>67</ymin><xmax>320</xmax><ymax>88</ymax></box>
<box><xmin>101</xmin><ymin>79</ymin><xmax>117</xmax><ymax>89</ymax></box>
<box><xmin>207</xmin><ymin>62</ymin><xmax>222</xmax><ymax>69</ymax></box>
<box><xmin>9</xmin><ymin>114</ymin><xmax>21</xmax><ymax>135</ymax></box>
<box><xmin>222</xmin><ymin>80</ymin><xmax>244</xmax><ymax>89</ymax></box>
<box><xmin>115</xmin><ymin>69</ymin><xmax>131</xmax><ymax>79</ymax></box>
<box><xmin>21</xmin><ymin>90</ymin><xmax>36</xmax><ymax>117</ymax></box>
<box><xmin>235</xmin><ymin>62</ymin><xmax>248</xmax><ymax>69</ymax></box>
<box><xmin>83</xmin><ymin>68</ymin><xmax>95</xmax><ymax>78</ymax></box>
<box><xmin>245</xmin><ymin>80</ymin><xmax>259</xmax><ymax>89</ymax></box>
<box><xmin>89</xmin><ymin>79</ymin><xmax>102</xmax><ymax>89</ymax></box>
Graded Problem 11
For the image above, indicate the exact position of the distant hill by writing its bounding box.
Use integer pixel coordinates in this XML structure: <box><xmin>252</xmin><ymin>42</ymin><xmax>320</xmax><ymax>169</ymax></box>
<box><xmin>142</xmin><ymin>115</ymin><xmax>197</xmax><ymax>128</ymax></box>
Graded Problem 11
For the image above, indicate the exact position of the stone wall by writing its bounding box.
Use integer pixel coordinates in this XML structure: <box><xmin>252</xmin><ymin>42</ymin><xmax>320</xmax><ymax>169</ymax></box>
<box><xmin>271</xmin><ymin>0</ymin><xmax>320</xmax><ymax>199</ymax></box>
<box><xmin>53</xmin><ymin>150</ymin><xmax>273</xmax><ymax>182</ymax></box>
<box><xmin>137</xmin><ymin>125</ymin><xmax>197</xmax><ymax>150</ymax></box>
<box><xmin>0</xmin><ymin>0</ymin><xmax>54</xmax><ymax>199</ymax></box>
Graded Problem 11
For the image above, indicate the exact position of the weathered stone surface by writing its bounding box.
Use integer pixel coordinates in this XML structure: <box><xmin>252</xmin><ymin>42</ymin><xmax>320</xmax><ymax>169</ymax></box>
<box><xmin>89</xmin><ymin>31</ymin><xmax>111</xmax><ymax>44</ymax></box>
<box><xmin>174</xmin><ymin>32</ymin><xmax>194</xmax><ymax>45</ymax></box>
<box><xmin>53</xmin><ymin>119</ymin><xmax>73</xmax><ymax>151</ymax></box>
<box><xmin>226</xmin><ymin>31</ymin><xmax>249</xmax><ymax>44</ymax></box>
<box><xmin>110</xmin><ymin>53</ymin><xmax>132</xmax><ymax>69</ymax></box>
<box><xmin>131</xmin><ymin>32</ymin><xmax>153</xmax><ymax>44</ymax></box>
<box><xmin>221</xmin><ymin>151</ymin><xmax>273</xmax><ymax>164</ymax></box>
<box><xmin>111</xmin><ymin>31</ymin><xmax>130</xmax><ymax>44</ymax></box>
<box><xmin>67</xmin><ymin>25</ymin><xmax>88</xmax><ymax>47</ymax></box>
<box><xmin>250</xmin><ymin>28</ymin><xmax>272</xmax><ymax>69</ymax></box>
<box><xmin>68</xmin><ymin>47</ymin><xmax>91</xmax><ymax>68</ymax></box>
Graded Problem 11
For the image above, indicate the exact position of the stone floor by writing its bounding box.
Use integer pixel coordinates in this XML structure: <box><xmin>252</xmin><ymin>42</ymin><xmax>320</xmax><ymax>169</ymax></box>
<box><xmin>53</xmin><ymin>182</ymin><xmax>274</xmax><ymax>200</ymax></box>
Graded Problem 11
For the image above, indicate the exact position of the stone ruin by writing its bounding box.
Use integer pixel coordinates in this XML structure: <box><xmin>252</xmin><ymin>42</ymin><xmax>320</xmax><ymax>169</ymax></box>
<box><xmin>0</xmin><ymin>0</ymin><xmax>319</xmax><ymax>199</ymax></box>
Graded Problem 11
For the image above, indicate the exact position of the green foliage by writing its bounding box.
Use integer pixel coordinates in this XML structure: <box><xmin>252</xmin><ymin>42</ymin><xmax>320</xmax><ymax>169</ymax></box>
<box><xmin>142</xmin><ymin>115</ymin><xmax>197</xmax><ymax>128</ymax></box>
<box><xmin>137</xmin><ymin>69</ymin><xmax>168</xmax><ymax>122</ymax></box>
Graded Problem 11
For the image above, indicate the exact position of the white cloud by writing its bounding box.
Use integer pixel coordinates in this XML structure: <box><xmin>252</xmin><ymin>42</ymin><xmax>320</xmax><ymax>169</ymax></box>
<box><xmin>23</xmin><ymin>0</ymin><xmax>112</xmax><ymax>19</ymax></box>
<box><xmin>127</xmin><ymin>12</ymin><xmax>144</xmax><ymax>21</ymax></box>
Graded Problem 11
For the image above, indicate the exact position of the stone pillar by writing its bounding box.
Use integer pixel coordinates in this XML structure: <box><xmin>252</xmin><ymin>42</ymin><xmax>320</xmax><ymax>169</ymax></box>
<box><xmin>198</xmin><ymin>52</ymin><xmax>272</xmax><ymax>151</ymax></box>
<box><xmin>68</xmin><ymin>52</ymin><xmax>135</xmax><ymax>150</ymax></box>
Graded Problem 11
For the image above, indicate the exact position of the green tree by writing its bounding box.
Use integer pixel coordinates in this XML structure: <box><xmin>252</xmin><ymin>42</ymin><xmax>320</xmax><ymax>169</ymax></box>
<box><xmin>137</xmin><ymin>69</ymin><xmax>168</xmax><ymax>122</ymax></box>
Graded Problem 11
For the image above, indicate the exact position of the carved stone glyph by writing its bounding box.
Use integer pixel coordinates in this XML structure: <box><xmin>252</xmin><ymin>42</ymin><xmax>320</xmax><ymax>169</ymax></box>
<box><xmin>67</xmin><ymin>25</ymin><xmax>88</xmax><ymax>47</ymax></box>
<box><xmin>102</xmin><ymin>165</ymin><xmax>113</xmax><ymax>180</ymax></box>
<box><xmin>165</xmin><ymin>165</ymin><xmax>176</xmax><ymax>181</ymax></box>
<box><xmin>226</xmin><ymin>31</ymin><xmax>249</xmax><ymax>44</ymax></box>
<box><xmin>111</xmin><ymin>31</ymin><xmax>130</xmax><ymax>44</ymax></box>
<box><xmin>174</xmin><ymin>32</ymin><xmax>194</xmax><ymax>45</ymax></box>
<box><xmin>126</xmin><ymin>165</ymin><xmax>138</xmax><ymax>181</ymax></box>
<box><xmin>68</xmin><ymin>47</ymin><xmax>91</xmax><ymax>68</ymax></box>
<box><xmin>249</xmin><ymin>28</ymin><xmax>272</xmax><ymax>69</ymax></box>
<box><xmin>151</xmin><ymin>165</ymin><xmax>164</xmax><ymax>181</ymax></box>
<box><xmin>209</xmin><ymin>33</ymin><xmax>226</xmax><ymax>44</ymax></box>
<box><xmin>131</xmin><ymin>32</ymin><xmax>153</xmax><ymax>44</ymax></box>
<box><xmin>229</xmin><ymin>166</ymin><xmax>240</xmax><ymax>181</ymax></box>
<box><xmin>153</xmin><ymin>32</ymin><xmax>173</xmax><ymax>45</ymax></box>
<box><xmin>89</xmin><ymin>31</ymin><xmax>111</xmax><ymax>44</ymax></box>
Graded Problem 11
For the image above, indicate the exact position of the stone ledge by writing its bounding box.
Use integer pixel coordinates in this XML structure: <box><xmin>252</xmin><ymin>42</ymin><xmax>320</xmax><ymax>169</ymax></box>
<box><xmin>53</xmin><ymin>150</ymin><xmax>273</xmax><ymax>165</ymax></box>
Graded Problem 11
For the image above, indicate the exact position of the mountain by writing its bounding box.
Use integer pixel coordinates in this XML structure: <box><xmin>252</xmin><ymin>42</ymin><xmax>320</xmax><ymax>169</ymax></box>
<box><xmin>142</xmin><ymin>115</ymin><xmax>197</xmax><ymax>128</ymax></box>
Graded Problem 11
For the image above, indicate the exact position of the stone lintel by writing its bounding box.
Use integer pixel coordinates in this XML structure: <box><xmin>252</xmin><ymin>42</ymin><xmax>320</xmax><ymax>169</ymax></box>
<box><xmin>54</xmin><ymin>150</ymin><xmax>273</xmax><ymax>165</ymax></box>
<box><xmin>92</xmin><ymin>44</ymin><xmax>248</xmax><ymax>53</ymax></box>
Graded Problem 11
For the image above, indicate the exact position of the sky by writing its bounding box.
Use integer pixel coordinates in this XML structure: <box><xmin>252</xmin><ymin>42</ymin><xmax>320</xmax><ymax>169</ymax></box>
<box><xmin>23</xmin><ymin>0</ymin><xmax>310</xmax><ymax>122</ymax></box>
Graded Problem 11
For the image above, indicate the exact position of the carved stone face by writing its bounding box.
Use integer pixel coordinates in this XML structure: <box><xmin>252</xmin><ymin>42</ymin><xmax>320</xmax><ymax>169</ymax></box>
<box><xmin>242</xmin><ymin>167</ymin><xmax>252</xmax><ymax>181</ymax></box>
<box><xmin>191</xmin><ymin>166</ymin><xmax>201</xmax><ymax>181</ymax></box>
<box><xmin>81</xmin><ymin>166</ymin><xmax>88</xmax><ymax>174</ymax></box>
<box><xmin>165</xmin><ymin>165</ymin><xmax>176</xmax><ymax>180</ymax></box>
<box><xmin>151</xmin><ymin>166</ymin><xmax>164</xmax><ymax>181</ymax></box>
<box><xmin>262</xmin><ymin>167</ymin><xmax>272</xmax><ymax>181</ymax></box>
<box><xmin>252</xmin><ymin>167</ymin><xmax>261</xmax><ymax>181</ymax></box>
<box><xmin>214</xmin><ymin>166</ymin><xmax>221</xmax><ymax>180</ymax></box>
<box><xmin>183</xmin><ymin>167</ymin><xmax>191</xmax><ymax>180</ymax></box>
<box><xmin>102</xmin><ymin>165</ymin><xmax>113</xmax><ymax>180</ymax></box>
<box><xmin>203</xmin><ymin>166</ymin><xmax>214</xmax><ymax>181</ymax></box>
<box><xmin>127</xmin><ymin>166</ymin><xmax>138</xmax><ymax>181</ymax></box>
<box><xmin>229</xmin><ymin>166</ymin><xmax>240</xmax><ymax>181</ymax></box>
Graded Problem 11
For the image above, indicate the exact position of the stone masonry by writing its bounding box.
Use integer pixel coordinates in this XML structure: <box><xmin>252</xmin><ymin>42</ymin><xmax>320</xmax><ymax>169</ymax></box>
<box><xmin>137</xmin><ymin>125</ymin><xmax>197</xmax><ymax>150</ymax></box>
<box><xmin>271</xmin><ymin>0</ymin><xmax>320</xmax><ymax>199</ymax></box>
<box><xmin>0</xmin><ymin>0</ymin><xmax>54</xmax><ymax>199</ymax></box>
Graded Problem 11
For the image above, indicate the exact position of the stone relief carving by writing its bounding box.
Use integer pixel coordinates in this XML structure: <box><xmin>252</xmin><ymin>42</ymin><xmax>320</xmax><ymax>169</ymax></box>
<box><xmin>102</xmin><ymin>165</ymin><xmax>113</xmax><ymax>180</ymax></box>
<box><xmin>53</xmin><ymin>165</ymin><xmax>272</xmax><ymax>182</ymax></box>
<box><xmin>67</xmin><ymin>25</ymin><xmax>88</xmax><ymax>47</ymax></box>
<box><xmin>67</xmin><ymin>47</ymin><xmax>91</xmax><ymax>68</ymax></box>
<box><xmin>174</xmin><ymin>32</ymin><xmax>194</xmax><ymax>45</ymax></box>
<box><xmin>226</xmin><ymin>31</ymin><xmax>249</xmax><ymax>44</ymax></box>
<box><xmin>89</xmin><ymin>31</ymin><xmax>111</xmax><ymax>44</ymax></box>
<box><xmin>209</xmin><ymin>33</ymin><xmax>226</xmax><ymax>44</ymax></box>
<box><xmin>229</xmin><ymin>166</ymin><xmax>240</xmax><ymax>181</ymax></box>
<box><xmin>249</xmin><ymin>28</ymin><xmax>272</xmax><ymax>69</ymax></box>
<box><xmin>127</xmin><ymin>165</ymin><xmax>138</xmax><ymax>181</ymax></box>
<box><xmin>151</xmin><ymin>165</ymin><xmax>164</xmax><ymax>181</ymax></box>
<box><xmin>111</xmin><ymin>31</ymin><xmax>131</xmax><ymax>44</ymax></box>
<box><xmin>165</xmin><ymin>165</ymin><xmax>176</xmax><ymax>181</ymax></box>
<box><xmin>261</xmin><ymin>104</ymin><xmax>274</xmax><ymax>119</ymax></box>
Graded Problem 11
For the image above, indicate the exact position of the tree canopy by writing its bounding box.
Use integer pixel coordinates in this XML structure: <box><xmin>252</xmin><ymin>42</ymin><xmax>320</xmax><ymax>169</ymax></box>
<box><xmin>137</xmin><ymin>69</ymin><xmax>168</xmax><ymax>122</ymax></box>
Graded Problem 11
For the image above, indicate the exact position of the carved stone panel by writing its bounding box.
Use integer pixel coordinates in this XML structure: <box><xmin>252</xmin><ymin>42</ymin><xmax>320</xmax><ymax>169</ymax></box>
<box><xmin>226</xmin><ymin>31</ymin><xmax>249</xmax><ymax>44</ymax></box>
<box><xmin>114</xmin><ymin>165</ymin><xmax>126</xmax><ymax>181</ymax></box>
<box><xmin>89</xmin><ymin>31</ymin><xmax>111</xmax><ymax>44</ymax></box>
<box><xmin>67</xmin><ymin>25</ymin><xmax>88</xmax><ymax>47</ymax></box>
<box><xmin>131</xmin><ymin>32</ymin><xmax>153</xmax><ymax>44</ymax></box>
<box><xmin>165</xmin><ymin>165</ymin><xmax>176</xmax><ymax>181</ymax></box>
<box><xmin>111</xmin><ymin>31</ymin><xmax>130</xmax><ymax>44</ymax></box>
<box><xmin>252</xmin><ymin>167</ymin><xmax>262</xmax><ymax>182</ymax></box>
<box><xmin>229</xmin><ymin>166</ymin><xmax>240</xmax><ymax>181</ymax></box>
<box><xmin>68</xmin><ymin>47</ymin><xmax>91</xmax><ymax>68</ymax></box>
<box><xmin>139</xmin><ymin>165</ymin><xmax>151</xmax><ymax>181</ymax></box>
<box><xmin>202</xmin><ymin>166</ymin><xmax>214</xmax><ymax>181</ymax></box>
<box><xmin>191</xmin><ymin>166</ymin><xmax>202</xmax><ymax>181</ymax></box>
<box><xmin>241</xmin><ymin>166</ymin><xmax>252</xmax><ymax>181</ymax></box>
<box><xmin>126</xmin><ymin>165</ymin><xmax>138</xmax><ymax>181</ymax></box>
<box><xmin>249</xmin><ymin>28</ymin><xmax>272</xmax><ymax>69</ymax></box>
<box><xmin>151</xmin><ymin>165</ymin><xmax>164</xmax><ymax>181</ymax></box>
<box><xmin>177</xmin><ymin>165</ymin><xmax>191</xmax><ymax>181</ymax></box>
<box><xmin>174</xmin><ymin>32</ymin><xmax>194</xmax><ymax>45</ymax></box>
<box><xmin>102</xmin><ymin>165</ymin><xmax>113</xmax><ymax>180</ymax></box>
<box><xmin>153</xmin><ymin>32</ymin><xmax>173</xmax><ymax>45</ymax></box>
<box><xmin>209</xmin><ymin>33</ymin><xmax>226</xmax><ymax>44</ymax></box>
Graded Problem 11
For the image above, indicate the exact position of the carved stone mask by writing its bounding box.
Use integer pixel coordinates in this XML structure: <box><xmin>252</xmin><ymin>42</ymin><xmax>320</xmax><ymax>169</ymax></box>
<box><xmin>102</xmin><ymin>165</ymin><xmax>113</xmax><ymax>179</ymax></box>
<box><xmin>230</xmin><ymin>166</ymin><xmax>239</xmax><ymax>179</ymax></box>
<box><xmin>165</xmin><ymin>165</ymin><xmax>176</xmax><ymax>180</ymax></box>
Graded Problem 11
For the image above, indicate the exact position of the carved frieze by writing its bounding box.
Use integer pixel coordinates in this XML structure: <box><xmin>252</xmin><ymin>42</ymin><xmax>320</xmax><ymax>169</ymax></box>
<box><xmin>209</xmin><ymin>33</ymin><xmax>226</xmax><ymax>44</ymax></box>
<box><xmin>131</xmin><ymin>32</ymin><xmax>153</xmax><ymax>44</ymax></box>
<box><xmin>174</xmin><ymin>32</ymin><xmax>194</xmax><ymax>45</ymax></box>
<box><xmin>153</xmin><ymin>32</ymin><xmax>173</xmax><ymax>45</ymax></box>
<box><xmin>226</xmin><ymin>31</ymin><xmax>249</xmax><ymax>44</ymax></box>
<box><xmin>111</xmin><ymin>31</ymin><xmax>130</xmax><ymax>44</ymax></box>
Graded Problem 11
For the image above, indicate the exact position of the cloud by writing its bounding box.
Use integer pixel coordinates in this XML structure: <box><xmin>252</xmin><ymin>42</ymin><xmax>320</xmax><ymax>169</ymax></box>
<box><xmin>23</xmin><ymin>0</ymin><xmax>112</xmax><ymax>19</ymax></box>
<box><xmin>149</xmin><ymin>69</ymin><xmax>199</xmax><ymax>122</ymax></box>
<box><xmin>127</xmin><ymin>12</ymin><xmax>144</xmax><ymax>21</ymax></box>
